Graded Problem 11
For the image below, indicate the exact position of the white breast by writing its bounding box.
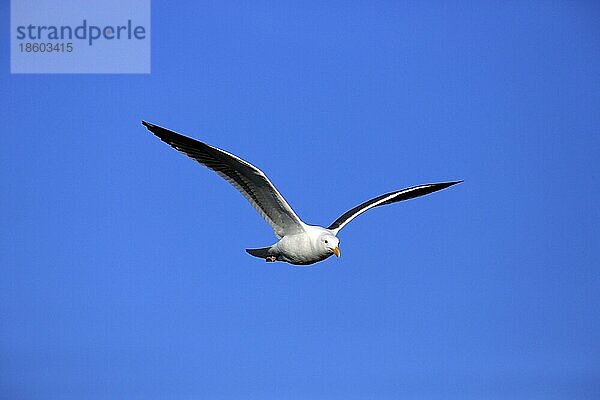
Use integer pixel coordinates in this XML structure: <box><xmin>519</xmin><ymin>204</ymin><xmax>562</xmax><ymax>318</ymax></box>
<box><xmin>273</xmin><ymin>226</ymin><xmax>333</xmax><ymax>265</ymax></box>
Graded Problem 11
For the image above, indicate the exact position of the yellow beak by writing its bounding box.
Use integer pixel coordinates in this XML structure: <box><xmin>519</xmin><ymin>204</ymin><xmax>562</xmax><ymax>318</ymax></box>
<box><xmin>332</xmin><ymin>246</ymin><xmax>341</xmax><ymax>257</ymax></box>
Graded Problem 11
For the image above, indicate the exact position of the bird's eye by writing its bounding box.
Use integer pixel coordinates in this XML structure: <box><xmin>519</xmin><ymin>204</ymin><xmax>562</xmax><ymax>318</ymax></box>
<box><xmin>324</xmin><ymin>240</ymin><xmax>328</xmax><ymax>244</ymax></box>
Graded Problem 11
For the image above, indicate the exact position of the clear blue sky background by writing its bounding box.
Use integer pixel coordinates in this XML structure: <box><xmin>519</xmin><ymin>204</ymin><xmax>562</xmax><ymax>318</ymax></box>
<box><xmin>2</xmin><ymin>2</ymin><xmax>600</xmax><ymax>399</ymax></box>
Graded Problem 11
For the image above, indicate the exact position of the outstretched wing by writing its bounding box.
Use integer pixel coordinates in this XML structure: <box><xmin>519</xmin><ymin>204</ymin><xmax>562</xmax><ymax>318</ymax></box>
<box><xmin>143</xmin><ymin>121</ymin><xmax>305</xmax><ymax>238</ymax></box>
<box><xmin>327</xmin><ymin>181</ymin><xmax>462</xmax><ymax>234</ymax></box>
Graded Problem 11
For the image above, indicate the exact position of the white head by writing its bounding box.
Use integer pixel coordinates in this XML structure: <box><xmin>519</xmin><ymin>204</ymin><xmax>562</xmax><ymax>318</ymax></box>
<box><xmin>319</xmin><ymin>233</ymin><xmax>341</xmax><ymax>258</ymax></box>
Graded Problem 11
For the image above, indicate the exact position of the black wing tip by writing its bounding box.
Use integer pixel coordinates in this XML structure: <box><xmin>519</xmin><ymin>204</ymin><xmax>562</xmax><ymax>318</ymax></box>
<box><xmin>425</xmin><ymin>180</ymin><xmax>463</xmax><ymax>191</ymax></box>
<box><xmin>141</xmin><ymin>120</ymin><xmax>161</xmax><ymax>135</ymax></box>
<box><xmin>141</xmin><ymin>120</ymin><xmax>157</xmax><ymax>130</ymax></box>
<box><xmin>436</xmin><ymin>180</ymin><xmax>463</xmax><ymax>188</ymax></box>
<box><xmin>141</xmin><ymin>120</ymin><xmax>183</xmax><ymax>145</ymax></box>
<box><xmin>141</xmin><ymin>120</ymin><xmax>164</xmax><ymax>135</ymax></box>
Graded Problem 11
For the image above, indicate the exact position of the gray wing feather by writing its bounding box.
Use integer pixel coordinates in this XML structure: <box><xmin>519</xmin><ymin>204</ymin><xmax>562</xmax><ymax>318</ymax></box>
<box><xmin>143</xmin><ymin>121</ymin><xmax>305</xmax><ymax>238</ymax></box>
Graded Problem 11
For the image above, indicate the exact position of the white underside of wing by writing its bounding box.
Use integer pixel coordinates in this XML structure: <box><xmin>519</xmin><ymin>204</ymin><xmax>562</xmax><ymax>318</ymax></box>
<box><xmin>329</xmin><ymin>184</ymin><xmax>438</xmax><ymax>234</ymax></box>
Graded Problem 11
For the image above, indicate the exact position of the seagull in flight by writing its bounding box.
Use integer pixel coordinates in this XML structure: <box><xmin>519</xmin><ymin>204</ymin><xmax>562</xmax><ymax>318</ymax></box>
<box><xmin>142</xmin><ymin>121</ymin><xmax>462</xmax><ymax>265</ymax></box>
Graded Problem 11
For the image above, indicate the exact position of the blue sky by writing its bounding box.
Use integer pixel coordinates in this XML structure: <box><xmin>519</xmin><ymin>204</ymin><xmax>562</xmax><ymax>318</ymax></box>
<box><xmin>2</xmin><ymin>1</ymin><xmax>600</xmax><ymax>399</ymax></box>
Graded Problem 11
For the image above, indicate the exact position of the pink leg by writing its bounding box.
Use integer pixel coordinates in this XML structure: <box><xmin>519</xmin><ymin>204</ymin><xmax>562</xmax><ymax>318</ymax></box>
<box><xmin>265</xmin><ymin>255</ymin><xmax>277</xmax><ymax>262</ymax></box>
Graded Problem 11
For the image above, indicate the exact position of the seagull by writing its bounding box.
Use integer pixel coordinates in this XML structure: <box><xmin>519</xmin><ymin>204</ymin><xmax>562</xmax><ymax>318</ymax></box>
<box><xmin>142</xmin><ymin>121</ymin><xmax>462</xmax><ymax>265</ymax></box>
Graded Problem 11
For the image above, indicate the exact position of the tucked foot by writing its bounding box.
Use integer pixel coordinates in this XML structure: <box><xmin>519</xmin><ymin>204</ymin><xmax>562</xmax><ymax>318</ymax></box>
<box><xmin>265</xmin><ymin>255</ymin><xmax>277</xmax><ymax>262</ymax></box>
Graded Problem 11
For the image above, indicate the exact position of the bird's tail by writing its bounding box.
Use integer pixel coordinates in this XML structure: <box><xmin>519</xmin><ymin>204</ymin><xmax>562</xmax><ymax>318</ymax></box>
<box><xmin>245</xmin><ymin>247</ymin><xmax>272</xmax><ymax>259</ymax></box>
